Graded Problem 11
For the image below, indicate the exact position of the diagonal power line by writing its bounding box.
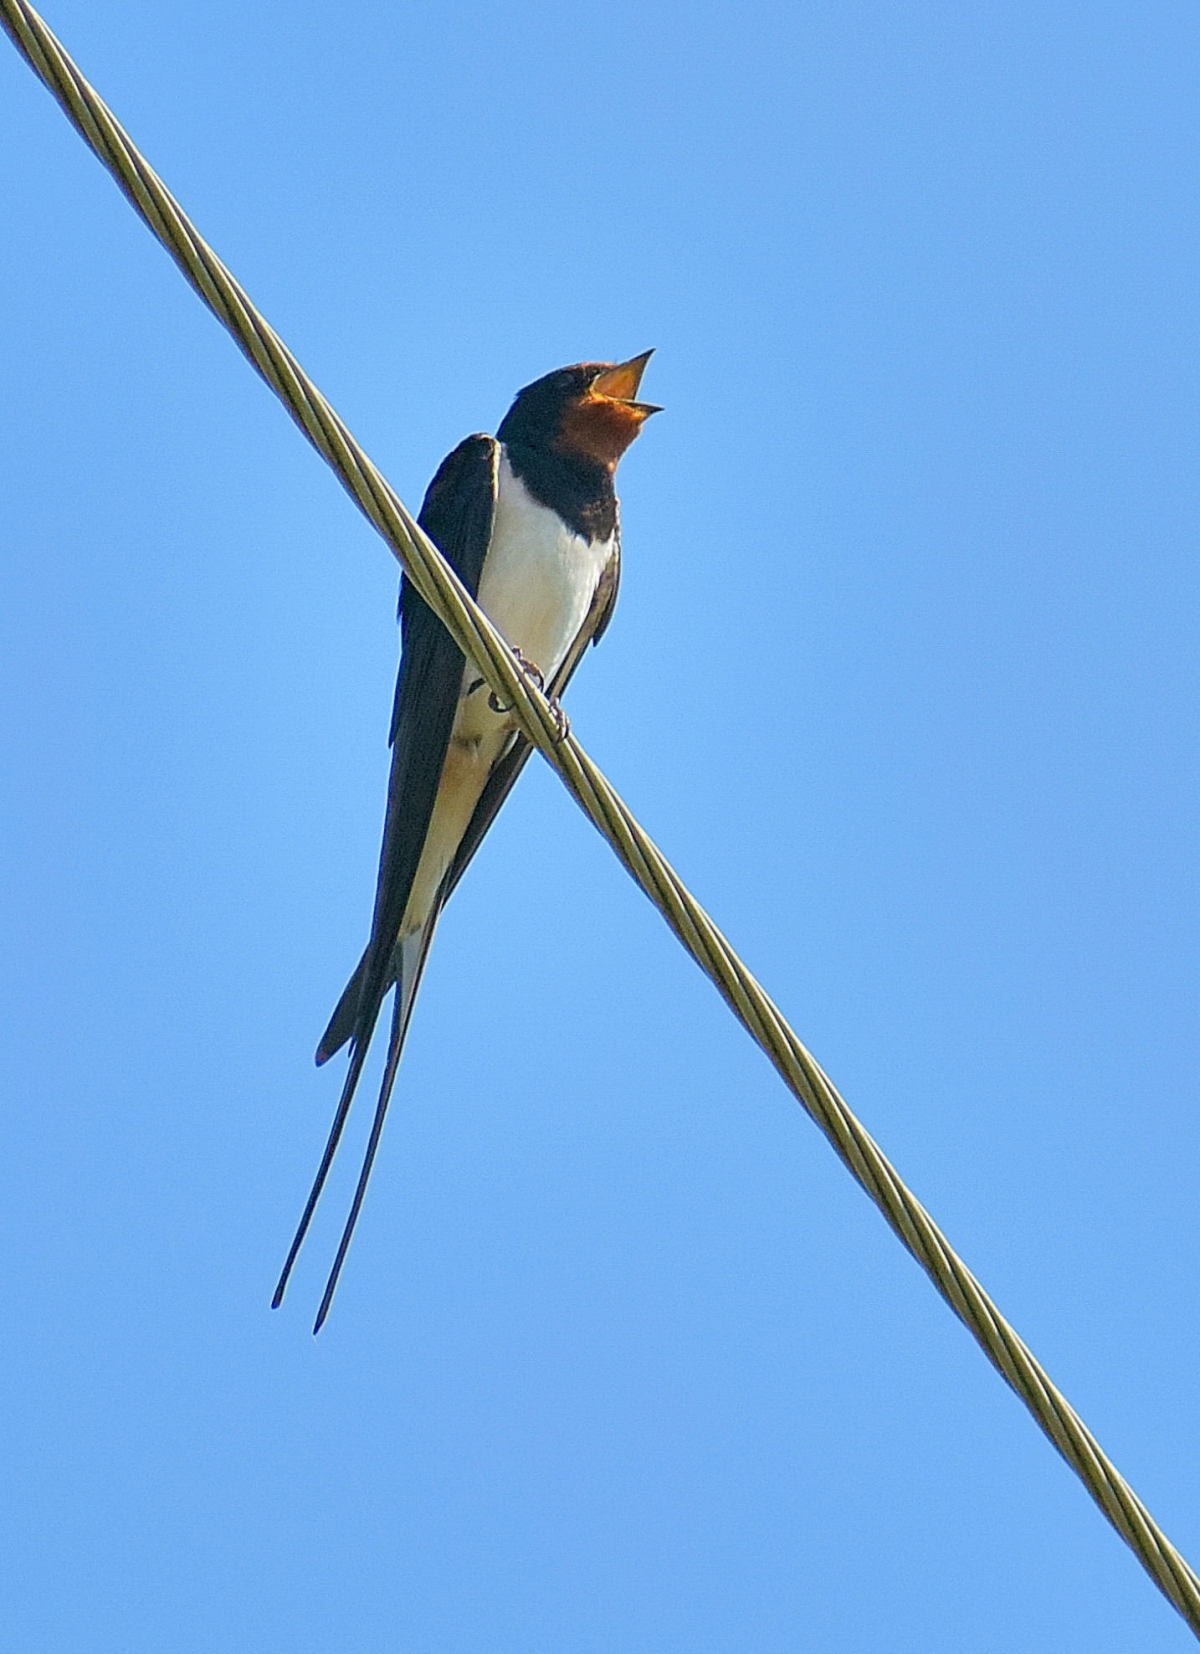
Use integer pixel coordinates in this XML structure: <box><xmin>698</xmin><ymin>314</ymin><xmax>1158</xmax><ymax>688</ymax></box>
<box><xmin>3</xmin><ymin>0</ymin><xmax>1197</xmax><ymax>1635</ymax></box>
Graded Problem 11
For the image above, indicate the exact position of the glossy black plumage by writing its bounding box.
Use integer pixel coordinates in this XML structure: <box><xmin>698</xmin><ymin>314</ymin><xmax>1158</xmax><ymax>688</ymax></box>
<box><xmin>273</xmin><ymin>355</ymin><xmax>652</xmax><ymax>1330</ymax></box>
<box><xmin>273</xmin><ymin>434</ymin><xmax>500</xmax><ymax>1326</ymax></box>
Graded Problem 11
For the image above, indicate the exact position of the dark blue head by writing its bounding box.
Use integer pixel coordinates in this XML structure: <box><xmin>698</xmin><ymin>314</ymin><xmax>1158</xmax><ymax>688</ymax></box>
<box><xmin>497</xmin><ymin>352</ymin><xmax>659</xmax><ymax>469</ymax></box>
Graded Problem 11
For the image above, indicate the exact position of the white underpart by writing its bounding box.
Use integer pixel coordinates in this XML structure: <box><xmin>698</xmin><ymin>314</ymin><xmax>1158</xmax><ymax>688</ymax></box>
<box><xmin>402</xmin><ymin>447</ymin><xmax>615</xmax><ymax>933</ymax></box>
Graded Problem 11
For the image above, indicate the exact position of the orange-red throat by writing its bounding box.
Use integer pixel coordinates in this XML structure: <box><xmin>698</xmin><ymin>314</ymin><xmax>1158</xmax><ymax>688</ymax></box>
<box><xmin>555</xmin><ymin>351</ymin><xmax>660</xmax><ymax>469</ymax></box>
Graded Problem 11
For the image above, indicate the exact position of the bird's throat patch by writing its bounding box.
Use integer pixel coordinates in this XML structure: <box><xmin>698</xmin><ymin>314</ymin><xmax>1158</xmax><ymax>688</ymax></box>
<box><xmin>555</xmin><ymin>395</ymin><xmax>648</xmax><ymax>468</ymax></box>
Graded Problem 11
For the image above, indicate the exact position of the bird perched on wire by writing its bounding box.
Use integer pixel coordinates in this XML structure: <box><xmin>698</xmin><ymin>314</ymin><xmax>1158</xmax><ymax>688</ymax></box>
<box><xmin>273</xmin><ymin>352</ymin><xmax>659</xmax><ymax>1330</ymax></box>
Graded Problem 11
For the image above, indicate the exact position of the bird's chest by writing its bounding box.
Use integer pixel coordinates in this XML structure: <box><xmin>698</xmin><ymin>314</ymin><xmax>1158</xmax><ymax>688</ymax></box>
<box><xmin>474</xmin><ymin>457</ymin><xmax>613</xmax><ymax>685</ymax></box>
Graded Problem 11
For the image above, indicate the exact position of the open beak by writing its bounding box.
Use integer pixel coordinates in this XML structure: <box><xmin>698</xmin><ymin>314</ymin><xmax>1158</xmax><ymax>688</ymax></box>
<box><xmin>592</xmin><ymin>350</ymin><xmax>661</xmax><ymax>415</ymax></box>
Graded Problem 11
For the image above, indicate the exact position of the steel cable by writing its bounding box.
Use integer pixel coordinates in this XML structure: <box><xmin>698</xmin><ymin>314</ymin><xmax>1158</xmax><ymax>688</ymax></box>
<box><xmin>4</xmin><ymin>0</ymin><xmax>1197</xmax><ymax>1632</ymax></box>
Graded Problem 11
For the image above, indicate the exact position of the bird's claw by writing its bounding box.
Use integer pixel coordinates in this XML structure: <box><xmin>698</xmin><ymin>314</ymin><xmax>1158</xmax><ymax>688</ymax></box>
<box><xmin>511</xmin><ymin>647</ymin><xmax>545</xmax><ymax>690</ymax></box>
<box><xmin>487</xmin><ymin>649</ymin><xmax>570</xmax><ymax>743</ymax></box>
<box><xmin>488</xmin><ymin>650</ymin><xmax>542</xmax><ymax>705</ymax></box>
<box><xmin>489</xmin><ymin>647</ymin><xmax>540</xmax><ymax>713</ymax></box>
<box><xmin>545</xmin><ymin>698</ymin><xmax>570</xmax><ymax>744</ymax></box>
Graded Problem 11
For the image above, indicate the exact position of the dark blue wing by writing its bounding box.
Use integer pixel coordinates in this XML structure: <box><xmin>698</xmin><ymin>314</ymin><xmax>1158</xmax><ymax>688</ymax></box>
<box><xmin>273</xmin><ymin>434</ymin><xmax>498</xmax><ymax>1321</ymax></box>
<box><xmin>315</xmin><ymin>433</ymin><xmax>498</xmax><ymax>1062</ymax></box>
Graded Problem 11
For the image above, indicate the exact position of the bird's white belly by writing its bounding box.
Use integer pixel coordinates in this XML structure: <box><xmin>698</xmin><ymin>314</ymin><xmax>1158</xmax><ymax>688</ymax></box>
<box><xmin>402</xmin><ymin>452</ymin><xmax>613</xmax><ymax>932</ymax></box>
<box><xmin>476</xmin><ymin>451</ymin><xmax>612</xmax><ymax>684</ymax></box>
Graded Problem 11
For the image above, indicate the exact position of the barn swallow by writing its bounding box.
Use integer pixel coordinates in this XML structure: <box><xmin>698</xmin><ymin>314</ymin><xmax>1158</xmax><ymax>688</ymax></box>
<box><xmin>273</xmin><ymin>353</ymin><xmax>658</xmax><ymax>1330</ymax></box>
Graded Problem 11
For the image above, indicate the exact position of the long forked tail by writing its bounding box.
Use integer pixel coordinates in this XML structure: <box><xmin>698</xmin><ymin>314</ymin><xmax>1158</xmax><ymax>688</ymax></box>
<box><xmin>272</xmin><ymin>914</ymin><xmax>441</xmax><ymax>1329</ymax></box>
<box><xmin>271</xmin><ymin>1029</ymin><xmax>374</xmax><ymax>1309</ymax></box>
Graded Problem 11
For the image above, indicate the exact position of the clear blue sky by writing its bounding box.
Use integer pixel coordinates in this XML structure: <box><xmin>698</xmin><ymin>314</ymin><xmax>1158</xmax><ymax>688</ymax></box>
<box><xmin>3</xmin><ymin>2</ymin><xmax>1198</xmax><ymax>1648</ymax></box>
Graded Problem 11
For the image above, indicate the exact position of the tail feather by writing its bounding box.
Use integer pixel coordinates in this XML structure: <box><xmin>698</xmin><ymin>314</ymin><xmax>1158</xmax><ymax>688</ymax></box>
<box><xmin>271</xmin><ymin>1027</ymin><xmax>375</xmax><ymax>1309</ymax></box>
<box><xmin>315</xmin><ymin>950</ymin><xmax>374</xmax><ymax>1067</ymax></box>
<box><xmin>312</xmin><ymin>918</ymin><xmax>441</xmax><ymax>1333</ymax></box>
<box><xmin>272</xmin><ymin>911</ymin><xmax>443</xmax><ymax>1326</ymax></box>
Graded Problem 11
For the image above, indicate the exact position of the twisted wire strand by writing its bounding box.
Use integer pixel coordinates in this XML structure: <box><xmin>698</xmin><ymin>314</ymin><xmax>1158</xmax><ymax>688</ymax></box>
<box><xmin>4</xmin><ymin>0</ymin><xmax>1197</xmax><ymax>1632</ymax></box>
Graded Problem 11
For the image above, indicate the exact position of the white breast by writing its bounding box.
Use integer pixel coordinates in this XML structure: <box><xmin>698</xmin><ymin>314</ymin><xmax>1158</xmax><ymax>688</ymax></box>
<box><xmin>475</xmin><ymin>448</ymin><xmax>614</xmax><ymax>685</ymax></box>
<box><xmin>400</xmin><ymin>447</ymin><xmax>615</xmax><ymax>934</ymax></box>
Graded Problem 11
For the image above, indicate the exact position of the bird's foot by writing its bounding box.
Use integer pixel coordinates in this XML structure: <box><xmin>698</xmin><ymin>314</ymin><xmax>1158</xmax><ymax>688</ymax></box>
<box><xmin>488</xmin><ymin>647</ymin><xmax>544</xmax><ymax>713</ymax></box>
<box><xmin>544</xmin><ymin>697</ymin><xmax>570</xmax><ymax>744</ymax></box>
<box><xmin>511</xmin><ymin>647</ymin><xmax>545</xmax><ymax>690</ymax></box>
<box><xmin>487</xmin><ymin>649</ymin><xmax>569</xmax><ymax>743</ymax></box>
